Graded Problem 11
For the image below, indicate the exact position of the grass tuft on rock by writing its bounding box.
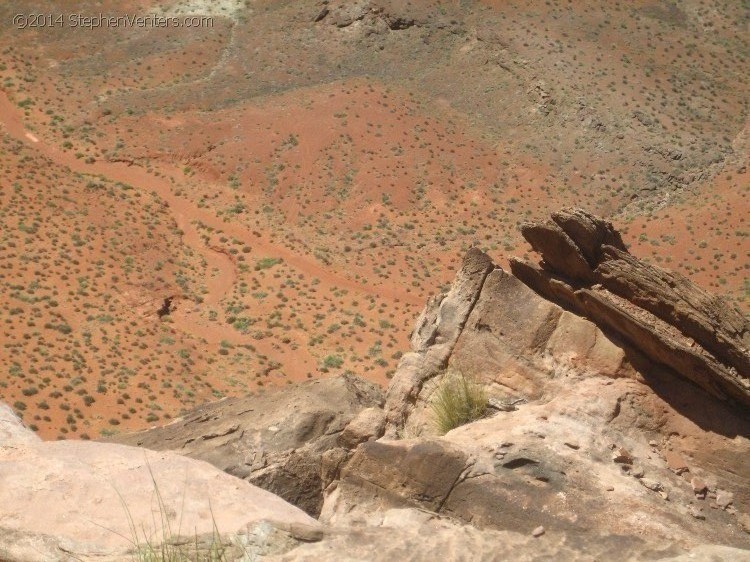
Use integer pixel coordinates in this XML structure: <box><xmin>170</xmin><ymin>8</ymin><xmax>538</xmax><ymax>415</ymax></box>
<box><xmin>430</xmin><ymin>371</ymin><xmax>487</xmax><ymax>435</ymax></box>
<box><xmin>111</xmin><ymin>460</ymin><xmax>231</xmax><ymax>562</ymax></box>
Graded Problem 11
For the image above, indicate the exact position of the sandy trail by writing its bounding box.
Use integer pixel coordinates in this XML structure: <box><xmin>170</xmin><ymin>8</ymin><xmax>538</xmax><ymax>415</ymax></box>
<box><xmin>0</xmin><ymin>91</ymin><xmax>239</xmax><ymax>343</ymax></box>
<box><xmin>0</xmin><ymin>91</ymin><xmax>421</xmax><ymax>356</ymax></box>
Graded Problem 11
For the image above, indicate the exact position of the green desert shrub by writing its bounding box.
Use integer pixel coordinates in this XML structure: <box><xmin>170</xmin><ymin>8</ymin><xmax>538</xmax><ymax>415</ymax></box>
<box><xmin>430</xmin><ymin>371</ymin><xmax>487</xmax><ymax>435</ymax></box>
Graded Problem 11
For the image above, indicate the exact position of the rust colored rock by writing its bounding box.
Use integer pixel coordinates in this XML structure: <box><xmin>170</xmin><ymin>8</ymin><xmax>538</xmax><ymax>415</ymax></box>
<box><xmin>691</xmin><ymin>477</ymin><xmax>708</xmax><ymax>498</ymax></box>
<box><xmin>665</xmin><ymin>450</ymin><xmax>689</xmax><ymax>475</ymax></box>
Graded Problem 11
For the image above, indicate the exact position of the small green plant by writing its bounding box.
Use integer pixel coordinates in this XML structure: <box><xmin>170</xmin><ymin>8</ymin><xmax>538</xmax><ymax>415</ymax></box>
<box><xmin>322</xmin><ymin>354</ymin><xmax>344</xmax><ymax>369</ymax></box>
<box><xmin>254</xmin><ymin>257</ymin><xmax>282</xmax><ymax>271</ymax></box>
<box><xmin>430</xmin><ymin>371</ymin><xmax>487</xmax><ymax>435</ymax></box>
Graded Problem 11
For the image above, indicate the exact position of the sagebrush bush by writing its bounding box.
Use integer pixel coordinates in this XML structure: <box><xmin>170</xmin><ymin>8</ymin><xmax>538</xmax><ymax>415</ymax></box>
<box><xmin>430</xmin><ymin>371</ymin><xmax>487</xmax><ymax>435</ymax></box>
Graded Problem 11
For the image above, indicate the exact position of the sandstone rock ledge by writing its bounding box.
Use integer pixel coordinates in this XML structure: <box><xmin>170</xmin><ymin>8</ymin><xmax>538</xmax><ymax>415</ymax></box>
<box><xmin>0</xmin><ymin>406</ymin><xmax>320</xmax><ymax>561</ymax></box>
<box><xmin>510</xmin><ymin>208</ymin><xmax>749</xmax><ymax>408</ymax></box>
<box><xmin>324</xmin><ymin>210</ymin><xmax>750</xmax><ymax>559</ymax></box>
<box><xmin>109</xmin><ymin>373</ymin><xmax>384</xmax><ymax>518</ymax></box>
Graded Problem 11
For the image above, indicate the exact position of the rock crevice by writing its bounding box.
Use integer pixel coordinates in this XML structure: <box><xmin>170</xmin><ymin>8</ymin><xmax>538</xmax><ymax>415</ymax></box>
<box><xmin>384</xmin><ymin>247</ymin><xmax>494</xmax><ymax>435</ymax></box>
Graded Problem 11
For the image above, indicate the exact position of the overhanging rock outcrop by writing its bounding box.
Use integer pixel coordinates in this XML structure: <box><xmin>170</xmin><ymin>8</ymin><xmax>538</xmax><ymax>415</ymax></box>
<box><xmin>510</xmin><ymin>208</ymin><xmax>750</xmax><ymax>410</ymax></box>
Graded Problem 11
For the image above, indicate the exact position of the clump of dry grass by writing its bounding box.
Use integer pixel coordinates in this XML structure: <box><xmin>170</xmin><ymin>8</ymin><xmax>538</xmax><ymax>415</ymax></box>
<box><xmin>430</xmin><ymin>371</ymin><xmax>487</xmax><ymax>435</ymax></box>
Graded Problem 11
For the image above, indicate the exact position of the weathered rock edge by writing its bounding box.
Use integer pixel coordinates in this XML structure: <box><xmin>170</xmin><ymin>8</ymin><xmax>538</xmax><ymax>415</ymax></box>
<box><xmin>510</xmin><ymin>208</ymin><xmax>749</xmax><ymax>410</ymax></box>
<box><xmin>107</xmin><ymin>374</ymin><xmax>384</xmax><ymax>518</ymax></box>
<box><xmin>383</xmin><ymin>247</ymin><xmax>494</xmax><ymax>435</ymax></box>
<box><xmin>0</xmin><ymin>411</ymin><xmax>320</xmax><ymax>562</ymax></box>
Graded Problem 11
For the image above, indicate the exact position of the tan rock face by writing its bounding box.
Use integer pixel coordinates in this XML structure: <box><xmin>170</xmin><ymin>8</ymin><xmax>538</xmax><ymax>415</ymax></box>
<box><xmin>545</xmin><ymin>311</ymin><xmax>626</xmax><ymax>377</ymax></box>
<box><xmin>341</xmin><ymin>439</ymin><xmax>468</xmax><ymax>512</ymax></box>
<box><xmin>267</xmin><ymin>507</ymin><xmax>750</xmax><ymax>562</ymax></box>
<box><xmin>385</xmin><ymin>247</ymin><xmax>494</xmax><ymax>436</ymax></box>
<box><xmin>0</xmin><ymin>403</ymin><xmax>39</xmax><ymax>447</ymax></box>
<box><xmin>0</xmin><ymin>431</ymin><xmax>318</xmax><ymax>561</ymax></box>
<box><xmin>369</xmin><ymin>241</ymin><xmax>750</xmax><ymax>555</ymax></box>
<box><xmin>338</xmin><ymin>407</ymin><xmax>386</xmax><ymax>449</ymax></box>
<box><xmin>397</xmin><ymin>261</ymin><xmax>634</xmax><ymax>437</ymax></box>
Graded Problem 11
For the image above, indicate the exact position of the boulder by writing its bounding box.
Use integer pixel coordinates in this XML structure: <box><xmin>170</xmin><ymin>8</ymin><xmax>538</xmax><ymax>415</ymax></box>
<box><xmin>108</xmin><ymin>374</ymin><xmax>383</xmax><ymax>517</ymax></box>
<box><xmin>0</xmin><ymin>418</ymin><xmax>319</xmax><ymax>562</ymax></box>
<box><xmin>338</xmin><ymin>407</ymin><xmax>386</xmax><ymax>449</ymax></box>
<box><xmin>326</xmin><ymin>1</ymin><xmax>370</xmax><ymax>28</ymax></box>
<box><xmin>338</xmin><ymin>439</ymin><xmax>468</xmax><ymax>512</ymax></box>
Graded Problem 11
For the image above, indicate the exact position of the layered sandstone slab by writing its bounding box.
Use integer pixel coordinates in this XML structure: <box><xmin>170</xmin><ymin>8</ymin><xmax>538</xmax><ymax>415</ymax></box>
<box><xmin>512</xmin><ymin>208</ymin><xmax>749</xmax><ymax>409</ymax></box>
<box><xmin>108</xmin><ymin>374</ymin><xmax>384</xmax><ymax>517</ymax></box>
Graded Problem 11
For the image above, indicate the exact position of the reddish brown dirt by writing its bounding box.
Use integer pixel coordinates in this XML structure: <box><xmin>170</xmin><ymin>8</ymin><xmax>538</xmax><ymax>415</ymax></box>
<box><xmin>0</xmin><ymin>88</ymin><xmax>434</xmax><ymax>439</ymax></box>
<box><xmin>624</xmin><ymin>155</ymin><xmax>749</xmax><ymax>306</ymax></box>
<box><xmin>0</xmin><ymin>0</ymin><xmax>746</xmax><ymax>440</ymax></box>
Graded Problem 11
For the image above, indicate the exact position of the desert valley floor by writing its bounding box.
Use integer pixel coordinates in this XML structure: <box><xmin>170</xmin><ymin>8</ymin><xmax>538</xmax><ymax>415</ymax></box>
<box><xmin>0</xmin><ymin>0</ymin><xmax>747</xmax><ymax>440</ymax></box>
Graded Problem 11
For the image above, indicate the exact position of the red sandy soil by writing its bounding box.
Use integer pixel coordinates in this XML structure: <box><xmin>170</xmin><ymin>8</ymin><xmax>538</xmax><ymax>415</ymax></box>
<box><xmin>0</xmin><ymin>81</ymin><xmax>527</xmax><ymax>438</ymax></box>
<box><xmin>0</xmin><ymin>76</ymin><xmax>569</xmax><ymax>440</ymax></box>
<box><xmin>625</xmin><ymin>142</ymin><xmax>749</xmax><ymax>299</ymax></box>
<box><xmin>0</xmin><ymin>0</ymin><xmax>746</xmax><ymax>440</ymax></box>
